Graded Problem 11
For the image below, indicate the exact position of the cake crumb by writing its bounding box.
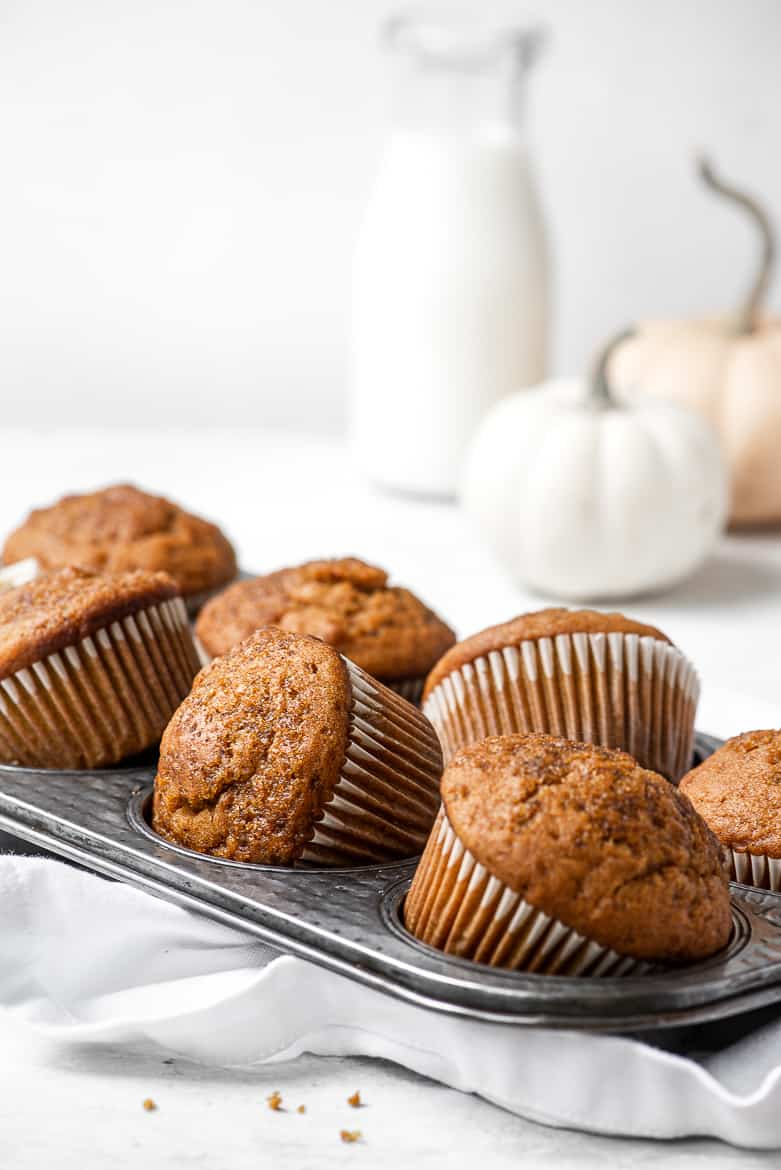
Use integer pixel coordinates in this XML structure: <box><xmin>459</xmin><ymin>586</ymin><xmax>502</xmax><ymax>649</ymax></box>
<box><xmin>142</xmin><ymin>1098</ymin><xmax>157</xmax><ymax>1112</ymax></box>
<box><xmin>340</xmin><ymin>1129</ymin><xmax>362</xmax><ymax>1143</ymax></box>
<box><xmin>267</xmin><ymin>1091</ymin><xmax>283</xmax><ymax>1111</ymax></box>
<box><xmin>347</xmin><ymin>1091</ymin><xmax>362</xmax><ymax>1108</ymax></box>
<box><xmin>297</xmin><ymin>1105</ymin><xmax>306</xmax><ymax>1114</ymax></box>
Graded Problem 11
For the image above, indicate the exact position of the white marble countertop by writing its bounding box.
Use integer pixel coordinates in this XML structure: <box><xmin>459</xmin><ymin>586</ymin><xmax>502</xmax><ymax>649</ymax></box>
<box><xmin>1</xmin><ymin>428</ymin><xmax>780</xmax><ymax>1168</ymax></box>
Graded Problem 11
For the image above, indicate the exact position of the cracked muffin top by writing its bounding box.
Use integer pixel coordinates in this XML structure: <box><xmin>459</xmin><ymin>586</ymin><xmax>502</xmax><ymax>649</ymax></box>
<box><xmin>0</xmin><ymin>566</ymin><xmax>179</xmax><ymax>679</ymax></box>
<box><xmin>440</xmin><ymin>733</ymin><xmax>731</xmax><ymax>962</ymax></box>
<box><xmin>152</xmin><ymin>627</ymin><xmax>352</xmax><ymax>864</ymax></box>
<box><xmin>195</xmin><ymin>557</ymin><xmax>455</xmax><ymax>681</ymax></box>
<box><xmin>423</xmin><ymin>608</ymin><xmax>671</xmax><ymax>699</ymax></box>
<box><xmin>2</xmin><ymin>484</ymin><xmax>237</xmax><ymax>600</ymax></box>
<box><xmin>680</xmin><ymin>731</ymin><xmax>781</xmax><ymax>858</ymax></box>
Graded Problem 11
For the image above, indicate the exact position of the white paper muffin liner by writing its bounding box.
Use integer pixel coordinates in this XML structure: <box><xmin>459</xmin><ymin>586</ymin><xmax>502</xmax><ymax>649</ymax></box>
<box><xmin>191</xmin><ymin>631</ymin><xmax>212</xmax><ymax>669</ymax></box>
<box><xmin>730</xmin><ymin>850</ymin><xmax>781</xmax><ymax>892</ymax></box>
<box><xmin>404</xmin><ymin>808</ymin><xmax>652</xmax><ymax>976</ymax></box>
<box><xmin>0</xmin><ymin>596</ymin><xmax>200</xmax><ymax>769</ymax></box>
<box><xmin>300</xmin><ymin>660</ymin><xmax>442</xmax><ymax>865</ymax></box>
<box><xmin>424</xmin><ymin>631</ymin><xmax>699</xmax><ymax>781</ymax></box>
<box><xmin>385</xmin><ymin>676</ymin><xmax>425</xmax><ymax>706</ymax></box>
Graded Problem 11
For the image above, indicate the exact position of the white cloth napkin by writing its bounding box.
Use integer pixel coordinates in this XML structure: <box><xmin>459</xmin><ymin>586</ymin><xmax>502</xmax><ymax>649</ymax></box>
<box><xmin>1</xmin><ymin>686</ymin><xmax>781</xmax><ymax>1149</ymax></box>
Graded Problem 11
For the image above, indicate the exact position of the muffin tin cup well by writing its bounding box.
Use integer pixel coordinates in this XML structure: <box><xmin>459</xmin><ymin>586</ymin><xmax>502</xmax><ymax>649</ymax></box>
<box><xmin>4</xmin><ymin>732</ymin><xmax>781</xmax><ymax>1032</ymax></box>
<box><xmin>423</xmin><ymin>631</ymin><xmax>699</xmax><ymax>782</ymax></box>
<box><xmin>129</xmin><ymin>787</ymin><xmax>418</xmax><ymax>876</ymax></box>
<box><xmin>0</xmin><ymin>597</ymin><xmax>200</xmax><ymax>770</ymax></box>
<box><xmin>731</xmin><ymin>850</ymin><xmax>781</xmax><ymax>892</ymax></box>
<box><xmin>298</xmin><ymin>660</ymin><xmax>442</xmax><ymax>865</ymax></box>
<box><xmin>405</xmin><ymin>808</ymin><xmax>651</xmax><ymax>977</ymax></box>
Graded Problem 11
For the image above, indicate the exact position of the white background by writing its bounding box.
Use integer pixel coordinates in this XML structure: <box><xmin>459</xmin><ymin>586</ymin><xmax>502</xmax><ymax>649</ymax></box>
<box><xmin>0</xmin><ymin>0</ymin><xmax>779</xmax><ymax>433</ymax></box>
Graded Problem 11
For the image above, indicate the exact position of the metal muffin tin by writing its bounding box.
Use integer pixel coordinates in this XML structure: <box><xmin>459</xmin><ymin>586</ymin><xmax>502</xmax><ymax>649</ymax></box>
<box><xmin>1</xmin><ymin>731</ymin><xmax>781</xmax><ymax>1033</ymax></box>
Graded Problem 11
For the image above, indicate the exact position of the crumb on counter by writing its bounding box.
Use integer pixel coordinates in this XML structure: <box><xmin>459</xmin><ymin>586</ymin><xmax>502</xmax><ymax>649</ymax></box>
<box><xmin>340</xmin><ymin>1130</ymin><xmax>362</xmax><ymax>1143</ymax></box>
<box><xmin>297</xmin><ymin>1105</ymin><xmax>306</xmax><ymax>1114</ymax></box>
<box><xmin>142</xmin><ymin>1098</ymin><xmax>157</xmax><ymax>1112</ymax></box>
<box><xmin>347</xmin><ymin>1091</ymin><xmax>362</xmax><ymax>1108</ymax></box>
<box><xmin>267</xmin><ymin>1091</ymin><xmax>283</xmax><ymax>1111</ymax></box>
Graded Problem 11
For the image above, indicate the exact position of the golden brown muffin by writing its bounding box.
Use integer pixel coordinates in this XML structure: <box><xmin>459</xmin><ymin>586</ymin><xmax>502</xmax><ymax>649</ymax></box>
<box><xmin>422</xmin><ymin>607</ymin><xmax>698</xmax><ymax>781</ymax></box>
<box><xmin>681</xmin><ymin>732</ymin><xmax>781</xmax><ymax>889</ymax></box>
<box><xmin>406</xmin><ymin>734</ymin><xmax>732</xmax><ymax>972</ymax></box>
<box><xmin>153</xmin><ymin>627</ymin><xmax>443</xmax><ymax>865</ymax></box>
<box><xmin>2</xmin><ymin>484</ymin><xmax>237</xmax><ymax>608</ymax></box>
<box><xmin>423</xmin><ymin>608</ymin><xmax>670</xmax><ymax>700</ymax></box>
<box><xmin>195</xmin><ymin>557</ymin><xmax>455</xmax><ymax>699</ymax></box>
<box><xmin>0</xmin><ymin>567</ymin><xmax>200</xmax><ymax>769</ymax></box>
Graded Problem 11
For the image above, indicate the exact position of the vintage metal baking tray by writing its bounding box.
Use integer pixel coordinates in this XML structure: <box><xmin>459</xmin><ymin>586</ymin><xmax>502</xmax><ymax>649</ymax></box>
<box><xmin>1</xmin><ymin>730</ymin><xmax>781</xmax><ymax>1034</ymax></box>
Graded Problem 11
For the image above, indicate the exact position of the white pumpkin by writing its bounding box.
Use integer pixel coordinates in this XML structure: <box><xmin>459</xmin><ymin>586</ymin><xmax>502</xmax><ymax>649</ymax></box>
<box><xmin>611</xmin><ymin>159</ymin><xmax>781</xmax><ymax>527</ymax></box>
<box><xmin>461</xmin><ymin>332</ymin><xmax>728</xmax><ymax>600</ymax></box>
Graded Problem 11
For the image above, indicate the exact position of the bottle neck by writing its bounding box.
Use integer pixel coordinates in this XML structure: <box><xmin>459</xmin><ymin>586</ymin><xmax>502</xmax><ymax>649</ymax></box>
<box><xmin>390</xmin><ymin>56</ymin><xmax>527</xmax><ymax>140</ymax></box>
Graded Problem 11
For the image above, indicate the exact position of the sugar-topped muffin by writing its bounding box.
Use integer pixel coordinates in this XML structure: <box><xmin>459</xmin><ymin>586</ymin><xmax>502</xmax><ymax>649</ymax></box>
<box><xmin>406</xmin><ymin>733</ymin><xmax>731</xmax><ymax>974</ymax></box>
<box><xmin>195</xmin><ymin>557</ymin><xmax>455</xmax><ymax>703</ymax></box>
<box><xmin>153</xmin><ymin>626</ymin><xmax>443</xmax><ymax>865</ymax></box>
<box><xmin>2</xmin><ymin>484</ymin><xmax>237</xmax><ymax>613</ymax></box>
<box><xmin>681</xmin><ymin>730</ymin><xmax>781</xmax><ymax>891</ymax></box>
<box><xmin>422</xmin><ymin>607</ymin><xmax>699</xmax><ymax>781</ymax></box>
<box><xmin>0</xmin><ymin>567</ymin><xmax>200</xmax><ymax>768</ymax></box>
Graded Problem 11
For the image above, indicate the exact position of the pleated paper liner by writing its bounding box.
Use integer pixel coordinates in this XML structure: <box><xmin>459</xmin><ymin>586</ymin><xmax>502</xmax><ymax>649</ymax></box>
<box><xmin>423</xmin><ymin>631</ymin><xmax>699</xmax><ymax>782</ymax></box>
<box><xmin>300</xmin><ymin>660</ymin><xmax>443</xmax><ymax>866</ymax></box>
<box><xmin>731</xmin><ymin>849</ymin><xmax>781</xmax><ymax>893</ymax></box>
<box><xmin>386</xmin><ymin>676</ymin><xmax>425</xmax><ymax>706</ymax></box>
<box><xmin>0</xmin><ymin>596</ymin><xmax>201</xmax><ymax>770</ymax></box>
<box><xmin>191</xmin><ymin>631</ymin><xmax>212</xmax><ymax>669</ymax></box>
<box><xmin>405</xmin><ymin>808</ymin><xmax>654</xmax><ymax>976</ymax></box>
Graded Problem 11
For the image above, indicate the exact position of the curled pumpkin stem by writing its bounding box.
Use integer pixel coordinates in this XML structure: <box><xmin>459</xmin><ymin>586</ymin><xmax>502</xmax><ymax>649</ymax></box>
<box><xmin>591</xmin><ymin>327</ymin><xmax>636</xmax><ymax>408</ymax></box>
<box><xmin>698</xmin><ymin>156</ymin><xmax>776</xmax><ymax>334</ymax></box>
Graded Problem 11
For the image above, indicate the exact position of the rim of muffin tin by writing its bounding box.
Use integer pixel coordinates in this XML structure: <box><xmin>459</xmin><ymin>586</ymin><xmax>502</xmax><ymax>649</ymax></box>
<box><xmin>127</xmin><ymin>786</ymin><xmax>421</xmax><ymax>877</ymax></box>
<box><xmin>379</xmin><ymin>875</ymin><xmax>752</xmax><ymax>981</ymax></box>
<box><xmin>1</xmin><ymin>729</ymin><xmax>757</xmax><ymax>983</ymax></box>
<box><xmin>0</xmin><ymin>746</ymin><xmax>777</xmax><ymax>1010</ymax></box>
<box><xmin>127</xmin><ymin>782</ymin><xmax>753</xmax><ymax>982</ymax></box>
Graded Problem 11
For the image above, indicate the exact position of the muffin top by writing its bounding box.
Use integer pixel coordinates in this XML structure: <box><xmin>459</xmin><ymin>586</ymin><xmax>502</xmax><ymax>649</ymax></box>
<box><xmin>196</xmin><ymin>557</ymin><xmax>455</xmax><ymax>681</ymax></box>
<box><xmin>153</xmin><ymin>628</ymin><xmax>352</xmax><ymax>864</ymax></box>
<box><xmin>2</xmin><ymin>483</ymin><xmax>237</xmax><ymax>598</ymax></box>
<box><xmin>0</xmin><ymin>566</ymin><xmax>179</xmax><ymax>678</ymax></box>
<box><xmin>423</xmin><ymin>608</ymin><xmax>671</xmax><ymax>699</ymax></box>
<box><xmin>680</xmin><ymin>731</ymin><xmax>781</xmax><ymax>858</ymax></box>
<box><xmin>440</xmin><ymin>733</ymin><xmax>731</xmax><ymax>962</ymax></box>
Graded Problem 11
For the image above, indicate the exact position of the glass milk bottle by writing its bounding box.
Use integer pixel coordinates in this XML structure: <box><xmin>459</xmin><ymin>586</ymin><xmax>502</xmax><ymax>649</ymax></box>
<box><xmin>350</xmin><ymin>12</ymin><xmax>550</xmax><ymax>496</ymax></box>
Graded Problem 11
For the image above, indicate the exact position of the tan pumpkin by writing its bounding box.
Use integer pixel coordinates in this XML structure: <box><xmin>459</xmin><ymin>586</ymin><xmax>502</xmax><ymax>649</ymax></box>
<box><xmin>611</xmin><ymin>159</ymin><xmax>781</xmax><ymax>527</ymax></box>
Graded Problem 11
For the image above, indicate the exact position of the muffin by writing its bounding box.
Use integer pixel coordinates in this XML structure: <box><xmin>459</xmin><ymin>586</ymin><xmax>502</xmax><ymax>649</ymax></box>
<box><xmin>195</xmin><ymin>557</ymin><xmax>455</xmax><ymax>704</ymax></box>
<box><xmin>2</xmin><ymin>484</ymin><xmax>237</xmax><ymax>614</ymax></box>
<box><xmin>153</xmin><ymin>627</ymin><xmax>443</xmax><ymax>865</ymax></box>
<box><xmin>0</xmin><ymin>567</ymin><xmax>200</xmax><ymax>769</ymax></box>
<box><xmin>422</xmin><ymin>608</ymin><xmax>698</xmax><ymax>781</ymax></box>
<box><xmin>680</xmin><ymin>730</ymin><xmax>781</xmax><ymax>891</ymax></box>
<box><xmin>405</xmin><ymin>734</ymin><xmax>731</xmax><ymax>975</ymax></box>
